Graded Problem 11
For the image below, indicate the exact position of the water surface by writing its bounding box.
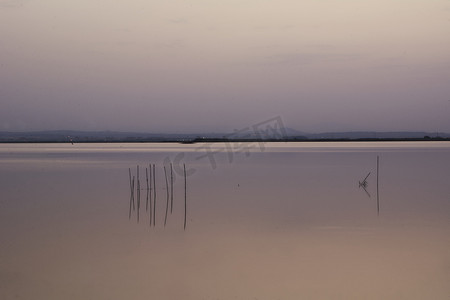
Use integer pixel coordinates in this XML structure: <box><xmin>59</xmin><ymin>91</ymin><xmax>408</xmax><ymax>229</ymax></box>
<box><xmin>0</xmin><ymin>142</ymin><xmax>449</xmax><ymax>299</ymax></box>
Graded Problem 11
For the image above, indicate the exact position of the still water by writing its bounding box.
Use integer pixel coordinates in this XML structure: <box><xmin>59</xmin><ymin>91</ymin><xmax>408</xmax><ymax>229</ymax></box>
<box><xmin>0</xmin><ymin>142</ymin><xmax>449</xmax><ymax>299</ymax></box>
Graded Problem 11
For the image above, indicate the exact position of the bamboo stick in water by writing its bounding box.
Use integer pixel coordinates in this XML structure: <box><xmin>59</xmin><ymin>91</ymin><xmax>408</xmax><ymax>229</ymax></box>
<box><xmin>184</xmin><ymin>163</ymin><xmax>187</xmax><ymax>230</ymax></box>
<box><xmin>137</xmin><ymin>165</ymin><xmax>140</xmax><ymax>223</ymax></box>
<box><xmin>164</xmin><ymin>165</ymin><xmax>169</xmax><ymax>227</ymax></box>
<box><xmin>128</xmin><ymin>168</ymin><xmax>134</xmax><ymax>219</ymax></box>
<box><xmin>376</xmin><ymin>156</ymin><xmax>380</xmax><ymax>215</ymax></box>
<box><xmin>170</xmin><ymin>163</ymin><xmax>174</xmax><ymax>214</ymax></box>
<box><xmin>153</xmin><ymin>164</ymin><xmax>156</xmax><ymax>226</ymax></box>
<box><xmin>149</xmin><ymin>163</ymin><xmax>153</xmax><ymax>227</ymax></box>
<box><xmin>146</xmin><ymin>167</ymin><xmax>149</xmax><ymax>212</ymax></box>
<box><xmin>129</xmin><ymin>176</ymin><xmax>135</xmax><ymax>219</ymax></box>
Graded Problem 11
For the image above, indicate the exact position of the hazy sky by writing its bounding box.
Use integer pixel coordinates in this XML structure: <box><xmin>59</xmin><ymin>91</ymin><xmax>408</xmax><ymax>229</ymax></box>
<box><xmin>1</xmin><ymin>0</ymin><xmax>449</xmax><ymax>133</ymax></box>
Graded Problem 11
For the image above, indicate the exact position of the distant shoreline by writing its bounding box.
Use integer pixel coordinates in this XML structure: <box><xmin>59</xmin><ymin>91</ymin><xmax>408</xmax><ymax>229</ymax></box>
<box><xmin>1</xmin><ymin>137</ymin><xmax>449</xmax><ymax>144</ymax></box>
<box><xmin>2</xmin><ymin>130</ymin><xmax>449</xmax><ymax>144</ymax></box>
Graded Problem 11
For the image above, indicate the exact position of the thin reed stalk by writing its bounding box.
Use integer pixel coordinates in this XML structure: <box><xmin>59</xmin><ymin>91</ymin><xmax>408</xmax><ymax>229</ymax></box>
<box><xmin>153</xmin><ymin>164</ymin><xmax>156</xmax><ymax>226</ymax></box>
<box><xmin>149</xmin><ymin>163</ymin><xmax>152</xmax><ymax>226</ymax></box>
<box><xmin>128</xmin><ymin>168</ymin><xmax>134</xmax><ymax>219</ymax></box>
<box><xmin>170</xmin><ymin>163</ymin><xmax>174</xmax><ymax>214</ymax></box>
<box><xmin>132</xmin><ymin>176</ymin><xmax>135</xmax><ymax>210</ymax></box>
<box><xmin>129</xmin><ymin>176</ymin><xmax>135</xmax><ymax>219</ymax></box>
<box><xmin>376</xmin><ymin>156</ymin><xmax>380</xmax><ymax>215</ymax></box>
<box><xmin>146</xmin><ymin>167</ymin><xmax>149</xmax><ymax>211</ymax></box>
<box><xmin>184</xmin><ymin>163</ymin><xmax>187</xmax><ymax>230</ymax></box>
<box><xmin>129</xmin><ymin>168</ymin><xmax>132</xmax><ymax>192</ymax></box>
<box><xmin>164</xmin><ymin>166</ymin><xmax>169</xmax><ymax>226</ymax></box>
<box><xmin>137</xmin><ymin>165</ymin><xmax>140</xmax><ymax>223</ymax></box>
<box><xmin>129</xmin><ymin>168</ymin><xmax>136</xmax><ymax>211</ymax></box>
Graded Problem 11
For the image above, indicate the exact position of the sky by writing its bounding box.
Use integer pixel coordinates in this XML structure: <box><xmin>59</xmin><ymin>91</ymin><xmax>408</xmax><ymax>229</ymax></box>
<box><xmin>1</xmin><ymin>0</ymin><xmax>449</xmax><ymax>133</ymax></box>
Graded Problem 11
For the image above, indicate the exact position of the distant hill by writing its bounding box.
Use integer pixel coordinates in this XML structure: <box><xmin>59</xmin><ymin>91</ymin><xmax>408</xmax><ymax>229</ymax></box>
<box><xmin>0</xmin><ymin>130</ymin><xmax>198</xmax><ymax>143</ymax></box>
<box><xmin>0</xmin><ymin>130</ymin><xmax>448</xmax><ymax>143</ymax></box>
<box><xmin>303</xmin><ymin>131</ymin><xmax>450</xmax><ymax>140</ymax></box>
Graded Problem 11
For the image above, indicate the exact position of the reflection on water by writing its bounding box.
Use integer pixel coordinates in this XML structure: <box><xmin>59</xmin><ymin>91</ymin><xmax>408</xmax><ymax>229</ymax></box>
<box><xmin>377</xmin><ymin>155</ymin><xmax>380</xmax><ymax>215</ymax></box>
<box><xmin>128</xmin><ymin>163</ymin><xmax>187</xmax><ymax>230</ymax></box>
<box><xmin>0</xmin><ymin>142</ymin><xmax>449</xmax><ymax>300</ymax></box>
<box><xmin>359</xmin><ymin>171</ymin><xmax>371</xmax><ymax>197</ymax></box>
<box><xmin>357</xmin><ymin>155</ymin><xmax>380</xmax><ymax>214</ymax></box>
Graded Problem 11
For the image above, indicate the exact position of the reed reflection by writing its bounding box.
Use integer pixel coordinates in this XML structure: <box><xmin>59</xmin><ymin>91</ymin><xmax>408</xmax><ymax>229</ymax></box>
<box><xmin>128</xmin><ymin>163</ymin><xmax>187</xmax><ymax>230</ymax></box>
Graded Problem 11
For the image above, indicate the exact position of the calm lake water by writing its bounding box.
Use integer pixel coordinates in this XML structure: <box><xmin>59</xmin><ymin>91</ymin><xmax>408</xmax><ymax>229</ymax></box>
<box><xmin>0</xmin><ymin>142</ymin><xmax>449</xmax><ymax>299</ymax></box>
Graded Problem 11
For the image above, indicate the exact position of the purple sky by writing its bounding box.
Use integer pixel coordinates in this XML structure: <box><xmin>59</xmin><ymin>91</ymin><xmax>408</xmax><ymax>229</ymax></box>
<box><xmin>1</xmin><ymin>0</ymin><xmax>449</xmax><ymax>133</ymax></box>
